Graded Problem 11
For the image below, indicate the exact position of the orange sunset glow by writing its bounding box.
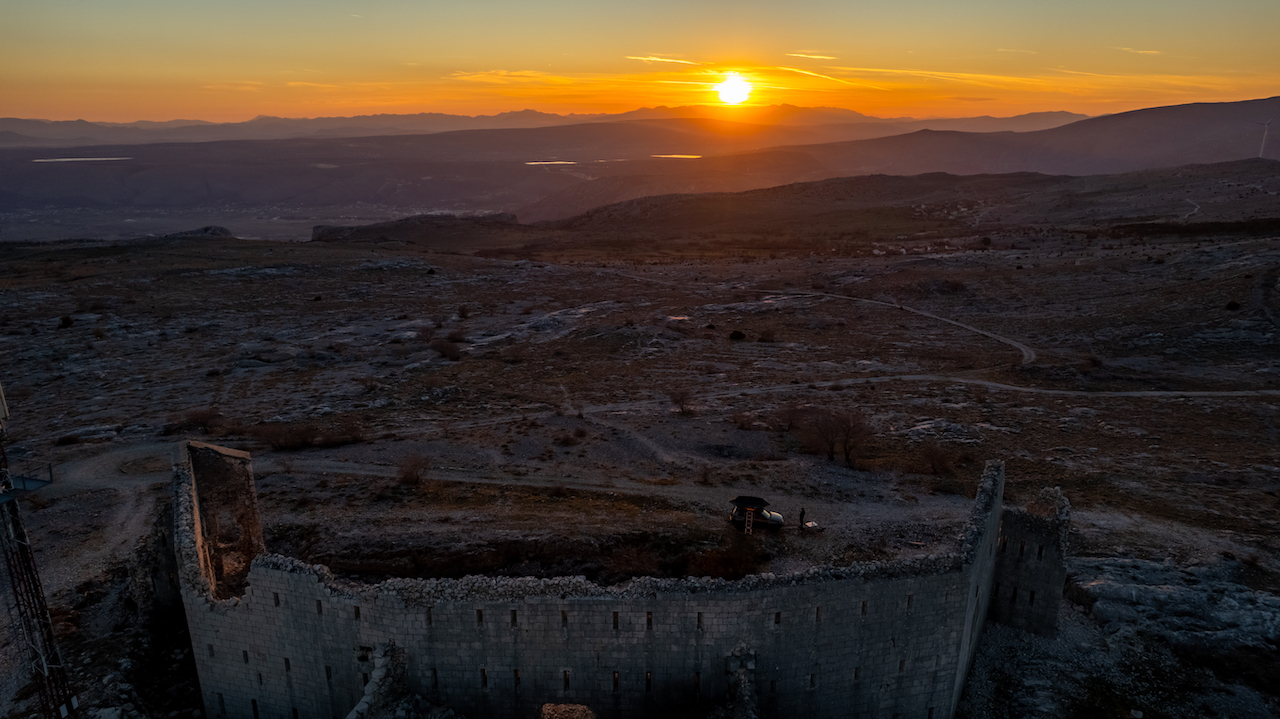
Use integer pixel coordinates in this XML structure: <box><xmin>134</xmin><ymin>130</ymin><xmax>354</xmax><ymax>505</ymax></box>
<box><xmin>2</xmin><ymin>0</ymin><xmax>1278</xmax><ymax>122</ymax></box>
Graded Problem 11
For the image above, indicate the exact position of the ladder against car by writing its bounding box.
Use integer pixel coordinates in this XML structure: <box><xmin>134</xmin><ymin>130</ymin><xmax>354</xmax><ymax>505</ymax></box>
<box><xmin>744</xmin><ymin>508</ymin><xmax>753</xmax><ymax>535</ymax></box>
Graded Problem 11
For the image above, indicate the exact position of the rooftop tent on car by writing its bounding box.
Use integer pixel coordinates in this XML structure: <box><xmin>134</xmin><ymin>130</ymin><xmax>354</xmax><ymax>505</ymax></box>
<box><xmin>730</xmin><ymin>496</ymin><xmax>769</xmax><ymax>510</ymax></box>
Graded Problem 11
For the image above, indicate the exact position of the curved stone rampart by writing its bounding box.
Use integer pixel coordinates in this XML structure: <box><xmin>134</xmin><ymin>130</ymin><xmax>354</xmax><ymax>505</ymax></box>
<box><xmin>176</xmin><ymin>445</ymin><xmax>1011</xmax><ymax>719</ymax></box>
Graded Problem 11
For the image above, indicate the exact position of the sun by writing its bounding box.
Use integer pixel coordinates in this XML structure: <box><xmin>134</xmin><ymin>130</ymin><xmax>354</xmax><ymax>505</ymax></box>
<box><xmin>714</xmin><ymin>73</ymin><xmax>752</xmax><ymax>105</ymax></box>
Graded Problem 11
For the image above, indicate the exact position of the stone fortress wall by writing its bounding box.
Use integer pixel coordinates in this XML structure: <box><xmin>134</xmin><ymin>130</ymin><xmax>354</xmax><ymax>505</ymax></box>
<box><xmin>987</xmin><ymin>489</ymin><xmax>1071</xmax><ymax>636</ymax></box>
<box><xmin>171</xmin><ymin>441</ymin><xmax>1068</xmax><ymax>719</ymax></box>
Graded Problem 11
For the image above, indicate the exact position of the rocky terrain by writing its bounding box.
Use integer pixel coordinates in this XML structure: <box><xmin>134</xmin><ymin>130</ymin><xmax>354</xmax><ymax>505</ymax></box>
<box><xmin>0</xmin><ymin>160</ymin><xmax>1278</xmax><ymax>718</ymax></box>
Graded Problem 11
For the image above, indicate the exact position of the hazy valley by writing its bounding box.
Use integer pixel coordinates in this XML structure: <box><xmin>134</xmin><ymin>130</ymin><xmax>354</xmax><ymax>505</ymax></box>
<box><xmin>1</xmin><ymin>95</ymin><xmax>1279</xmax><ymax>719</ymax></box>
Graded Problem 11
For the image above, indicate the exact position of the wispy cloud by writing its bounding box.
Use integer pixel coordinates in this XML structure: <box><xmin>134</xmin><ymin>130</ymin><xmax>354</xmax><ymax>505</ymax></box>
<box><xmin>286</xmin><ymin>81</ymin><xmax>338</xmax><ymax>89</ymax></box>
<box><xmin>773</xmin><ymin>66</ymin><xmax>885</xmax><ymax>88</ymax></box>
<box><xmin>451</xmin><ymin>70</ymin><xmax>574</xmax><ymax>84</ymax></box>
<box><xmin>1050</xmin><ymin>67</ymin><xmax>1219</xmax><ymax>90</ymax></box>
<box><xmin>625</xmin><ymin>56</ymin><xmax>700</xmax><ymax>65</ymax></box>
<box><xmin>827</xmin><ymin>66</ymin><xmax>1054</xmax><ymax>89</ymax></box>
<box><xmin>1116</xmin><ymin>47</ymin><xmax>1161</xmax><ymax>55</ymax></box>
<box><xmin>786</xmin><ymin>53</ymin><xmax>837</xmax><ymax>60</ymax></box>
<box><xmin>997</xmin><ymin>48</ymin><xmax>1037</xmax><ymax>55</ymax></box>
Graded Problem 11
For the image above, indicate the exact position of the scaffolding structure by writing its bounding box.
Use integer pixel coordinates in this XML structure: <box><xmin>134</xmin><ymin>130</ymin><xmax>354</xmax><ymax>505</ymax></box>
<box><xmin>1</xmin><ymin>384</ymin><xmax>77</xmax><ymax>719</ymax></box>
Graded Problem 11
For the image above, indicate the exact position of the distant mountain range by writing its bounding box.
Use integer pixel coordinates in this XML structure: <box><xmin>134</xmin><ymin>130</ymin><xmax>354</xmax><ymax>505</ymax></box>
<box><xmin>774</xmin><ymin>96</ymin><xmax>1280</xmax><ymax>177</ymax></box>
<box><xmin>0</xmin><ymin>96</ymin><xmax>1274</xmax><ymax>222</ymax></box>
<box><xmin>0</xmin><ymin>106</ymin><xmax>1087</xmax><ymax>148</ymax></box>
<box><xmin>521</xmin><ymin>96</ymin><xmax>1280</xmax><ymax>220</ymax></box>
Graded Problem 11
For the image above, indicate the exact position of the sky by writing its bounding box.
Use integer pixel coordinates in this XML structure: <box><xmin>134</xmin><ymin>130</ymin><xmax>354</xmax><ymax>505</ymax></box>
<box><xmin>2</xmin><ymin>0</ymin><xmax>1278</xmax><ymax>122</ymax></box>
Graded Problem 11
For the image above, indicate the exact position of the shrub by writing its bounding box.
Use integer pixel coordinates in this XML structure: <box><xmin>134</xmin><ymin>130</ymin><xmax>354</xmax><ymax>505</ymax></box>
<box><xmin>687</xmin><ymin>534</ymin><xmax>768</xmax><ymax>580</ymax></box>
<box><xmin>398</xmin><ymin>455</ymin><xmax>431</xmax><ymax>486</ymax></box>
<box><xmin>606</xmin><ymin>546</ymin><xmax>662</xmax><ymax>578</ymax></box>
<box><xmin>313</xmin><ymin>421</ymin><xmax>367</xmax><ymax>448</ymax></box>
<box><xmin>58</xmin><ymin>315</ymin><xmax>73</xmax><ymax>329</ymax></box>
<box><xmin>757</xmin><ymin>329</ymin><xmax>776</xmax><ymax>342</ymax></box>
<box><xmin>185</xmin><ymin>408</ymin><xmax>223</xmax><ymax>432</ymax></box>
<box><xmin>22</xmin><ymin>493</ymin><xmax>50</xmax><ymax>511</ymax></box>
<box><xmin>768</xmin><ymin>405</ymin><xmax>806</xmax><ymax>432</ymax></box>
<box><xmin>728</xmin><ymin>330</ymin><xmax>746</xmax><ymax>341</ymax></box>
<box><xmin>666</xmin><ymin>387</ymin><xmax>697</xmax><ymax>415</ymax></box>
<box><xmin>925</xmin><ymin>475</ymin><xmax>972</xmax><ymax>497</ymax></box>
<box><xmin>446</xmin><ymin>328</ymin><xmax>466</xmax><ymax>342</ymax></box>
<box><xmin>920</xmin><ymin>443</ymin><xmax>954</xmax><ymax>476</ymax></box>
<box><xmin>251</xmin><ymin>423</ymin><xmax>319</xmax><ymax>451</ymax></box>
<box><xmin>251</xmin><ymin>421</ymin><xmax>366</xmax><ymax>450</ymax></box>
<box><xmin>354</xmin><ymin>376</ymin><xmax>382</xmax><ymax>393</ymax></box>
<box><xmin>1077</xmin><ymin>354</ymin><xmax>1104</xmax><ymax>374</ymax></box>
<box><xmin>162</xmin><ymin>408</ymin><xmax>226</xmax><ymax>435</ymax></box>
<box><xmin>429</xmin><ymin>339</ymin><xmax>462</xmax><ymax>361</ymax></box>
<box><xmin>794</xmin><ymin>408</ymin><xmax>871</xmax><ymax>464</ymax></box>
<box><xmin>696</xmin><ymin>465</ymin><xmax>714</xmax><ymax>485</ymax></box>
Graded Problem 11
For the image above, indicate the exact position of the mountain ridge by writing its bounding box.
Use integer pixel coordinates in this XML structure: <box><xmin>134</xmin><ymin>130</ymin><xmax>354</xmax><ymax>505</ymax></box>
<box><xmin>0</xmin><ymin>106</ymin><xmax>1090</xmax><ymax>148</ymax></box>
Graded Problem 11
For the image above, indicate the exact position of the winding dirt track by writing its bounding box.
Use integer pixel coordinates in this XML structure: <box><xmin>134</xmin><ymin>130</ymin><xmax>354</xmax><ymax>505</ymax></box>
<box><xmin>753</xmin><ymin>289</ymin><xmax>1039</xmax><ymax>365</ymax></box>
<box><xmin>607</xmin><ymin>271</ymin><xmax>1038</xmax><ymax>364</ymax></box>
<box><xmin>43</xmin><ymin>263</ymin><xmax>1279</xmax><ymax>520</ymax></box>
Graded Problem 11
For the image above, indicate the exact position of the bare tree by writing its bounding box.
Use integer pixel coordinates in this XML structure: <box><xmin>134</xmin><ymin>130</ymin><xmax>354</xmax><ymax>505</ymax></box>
<box><xmin>836</xmin><ymin>411</ymin><xmax>872</xmax><ymax>466</ymax></box>
<box><xmin>797</xmin><ymin>408</ymin><xmax>871</xmax><ymax>465</ymax></box>
<box><xmin>769</xmin><ymin>405</ymin><xmax>807</xmax><ymax>432</ymax></box>
<box><xmin>667</xmin><ymin>387</ymin><xmax>697</xmax><ymax>415</ymax></box>
<box><xmin>398</xmin><ymin>454</ymin><xmax>432</xmax><ymax>486</ymax></box>
<box><xmin>796</xmin><ymin>408</ymin><xmax>840</xmax><ymax>461</ymax></box>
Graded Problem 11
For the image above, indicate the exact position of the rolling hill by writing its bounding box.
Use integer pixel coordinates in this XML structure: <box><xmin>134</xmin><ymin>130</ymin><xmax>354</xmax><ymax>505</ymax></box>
<box><xmin>0</xmin><ymin>97</ymin><xmax>1274</xmax><ymax>224</ymax></box>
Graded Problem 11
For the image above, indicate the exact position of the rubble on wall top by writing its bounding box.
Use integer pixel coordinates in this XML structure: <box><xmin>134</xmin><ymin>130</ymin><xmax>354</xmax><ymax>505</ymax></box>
<box><xmin>186</xmin><ymin>440</ymin><xmax>252</xmax><ymax>460</ymax></box>
<box><xmin>249</xmin><ymin>550</ymin><xmax>967</xmax><ymax>605</ymax></box>
<box><xmin>959</xmin><ymin>460</ymin><xmax>1005</xmax><ymax>563</ymax></box>
<box><xmin>1008</xmin><ymin>485</ymin><xmax>1072</xmax><ymax>549</ymax></box>
<box><xmin>185</xmin><ymin>450</ymin><xmax>1008</xmax><ymax>606</ymax></box>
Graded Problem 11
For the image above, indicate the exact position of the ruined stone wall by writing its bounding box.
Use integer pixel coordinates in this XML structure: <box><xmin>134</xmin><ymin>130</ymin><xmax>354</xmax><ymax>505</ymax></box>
<box><xmin>988</xmin><ymin>489</ymin><xmax>1071</xmax><ymax>636</ymax></box>
<box><xmin>185</xmin><ymin>441</ymin><xmax>265</xmax><ymax>598</ymax></box>
<box><xmin>176</xmin><ymin>448</ymin><xmax>1011</xmax><ymax>719</ymax></box>
<box><xmin>128</xmin><ymin>496</ymin><xmax>182</xmax><ymax>615</ymax></box>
